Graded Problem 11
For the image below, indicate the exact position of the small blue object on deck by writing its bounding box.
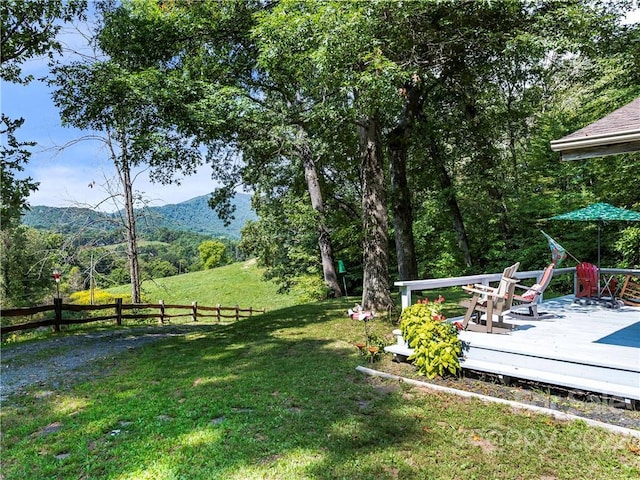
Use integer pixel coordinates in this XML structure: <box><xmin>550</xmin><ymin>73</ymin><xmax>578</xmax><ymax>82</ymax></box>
<box><xmin>595</xmin><ymin>321</ymin><xmax>640</xmax><ymax>348</ymax></box>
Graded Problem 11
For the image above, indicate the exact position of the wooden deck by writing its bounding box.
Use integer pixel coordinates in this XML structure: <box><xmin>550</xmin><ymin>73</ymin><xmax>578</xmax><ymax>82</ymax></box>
<box><xmin>385</xmin><ymin>295</ymin><xmax>640</xmax><ymax>404</ymax></box>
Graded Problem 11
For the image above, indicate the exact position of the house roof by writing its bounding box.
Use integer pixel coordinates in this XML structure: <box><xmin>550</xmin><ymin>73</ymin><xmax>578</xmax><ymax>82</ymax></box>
<box><xmin>550</xmin><ymin>97</ymin><xmax>640</xmax><ymax>160</ymax></box>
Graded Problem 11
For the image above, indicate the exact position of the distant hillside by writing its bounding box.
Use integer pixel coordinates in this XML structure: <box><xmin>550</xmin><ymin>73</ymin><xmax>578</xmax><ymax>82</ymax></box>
<box><xmin>149</xmin><ymin>193</ymin><xmax>256</xmax><ymax>236</ymax></box>
<box><xmin>22</xmin><ymin>193</ymin><xmax>256</xmax><ymax>239</ymax></box>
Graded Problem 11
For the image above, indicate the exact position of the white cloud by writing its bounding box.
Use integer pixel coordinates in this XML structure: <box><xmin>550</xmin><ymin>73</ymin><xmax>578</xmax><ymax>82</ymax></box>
<box><xmin>623</xmin><ymin>6</ymin><xmax>640</xmax><ymax>25</ymax></box>
<box><xmin>26</xmin><ymin>158</ymin><xmax>219</xmax><ymax>212</ymax></box>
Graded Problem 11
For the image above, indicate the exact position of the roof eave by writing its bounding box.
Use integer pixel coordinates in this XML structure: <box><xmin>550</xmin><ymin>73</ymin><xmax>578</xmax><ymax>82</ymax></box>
<box><xmin>550</xmin><ymin>129</ymin><xmax>640</xmax><ymax>152</ymax></box>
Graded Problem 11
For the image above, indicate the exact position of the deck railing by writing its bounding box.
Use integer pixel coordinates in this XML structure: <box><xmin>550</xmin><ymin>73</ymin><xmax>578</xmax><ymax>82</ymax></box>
<box><xmin>394</xmin><ymin>267</ymin><xmax>640</xmax><ymax>309</ymax></box>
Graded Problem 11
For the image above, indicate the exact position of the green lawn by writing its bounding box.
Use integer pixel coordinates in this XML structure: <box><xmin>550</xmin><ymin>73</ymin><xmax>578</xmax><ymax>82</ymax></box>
<box><xmin>2</xmin><ymin>264</ymin><xmax>638</xmax><ymax>479</ymax></box>
<box><xmin>108</xmin><ymin>259</ymin><xmax>300</xmax><ymax>312</ymax></box>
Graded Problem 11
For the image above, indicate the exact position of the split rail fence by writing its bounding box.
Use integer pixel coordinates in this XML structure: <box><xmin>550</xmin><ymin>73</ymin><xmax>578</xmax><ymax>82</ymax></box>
<box><xmin>1</xmin><ymin>299</ymin><xmax>265</xmax><ymax>334</ymax></box>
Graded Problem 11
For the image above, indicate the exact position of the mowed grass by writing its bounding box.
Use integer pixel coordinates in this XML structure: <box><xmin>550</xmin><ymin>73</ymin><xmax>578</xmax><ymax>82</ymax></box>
<box><xmin>2</xmin><ymin>265</ymin><xmax>639</xmax><ymax>479</ymax></box>
<box><xmin>108</xmin><ymin>259</ymin><xmax>300</xmax><ymax>312</ymax></box>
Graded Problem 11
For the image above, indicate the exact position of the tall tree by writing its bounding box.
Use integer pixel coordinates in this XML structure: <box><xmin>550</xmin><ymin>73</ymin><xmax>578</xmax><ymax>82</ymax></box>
<box><xmin>0</xmin><ymin>116</ymin><xmax>38</xmax><ymax>228</ymax></box>
<box><xmin>98</xmin><ymin>0</ymin><xmax>346</xmax><ymax>298</ymax></box>
<box><xmin>255</xmin><ymin>0</ymin><xmax>401</xmax><ymax>309</ymax></box>
<box><xmin>50</xmin><ymin>50</ymin><xmax>202</xmax><ymax>302</ymax></box>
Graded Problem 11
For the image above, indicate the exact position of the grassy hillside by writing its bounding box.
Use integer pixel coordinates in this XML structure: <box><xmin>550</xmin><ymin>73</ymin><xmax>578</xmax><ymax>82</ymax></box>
<box><xmin>107</xmin><ymin>259</ymin><xmax>298</xmax><ymax>312</ymax></box>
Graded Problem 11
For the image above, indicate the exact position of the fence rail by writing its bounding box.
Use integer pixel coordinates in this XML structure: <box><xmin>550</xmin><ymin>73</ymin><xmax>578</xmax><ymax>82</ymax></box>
<box><xmin>1</xmin><ymin>299</ymin><xmax>266</xmax><ymax>334</ymax></box>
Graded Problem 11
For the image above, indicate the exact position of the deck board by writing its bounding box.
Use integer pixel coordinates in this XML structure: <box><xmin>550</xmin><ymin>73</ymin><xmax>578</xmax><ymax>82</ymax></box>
<box><xmin>386</xmin><ymin>295</ymin><xmax>640</xmax><ymax>401</ymax></box>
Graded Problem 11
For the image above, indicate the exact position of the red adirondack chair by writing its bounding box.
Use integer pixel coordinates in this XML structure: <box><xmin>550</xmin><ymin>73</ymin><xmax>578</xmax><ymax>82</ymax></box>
<box><xmin>576</xmin><ymin>262</ymin><xmax>599</xmax><ymax>298</ymax></box>
<box><xmin>576</xmin><ymin>261</ymin><xmax>620</xmax><ymax>300</ymax></box>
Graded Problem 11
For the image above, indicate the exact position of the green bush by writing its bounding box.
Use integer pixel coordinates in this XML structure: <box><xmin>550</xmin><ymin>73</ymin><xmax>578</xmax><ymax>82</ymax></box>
<box><xmin>399</xmin><ymin>296</ymin><xmax>463</xmax><ymax>378</ymax></box>
<box><xmin>291</xmin><ymin>274</ymin><xmax>332</xmax><ymax>303</ymax></box>
<box><xmin>69</xmin><ymin>289</ymin><xmax>135</xmax><ymax>305</ymax></box>
<box><xmin>615</xmin><ymin>226</ymin><xmax>640</xmax><ymax>267</ymax></box>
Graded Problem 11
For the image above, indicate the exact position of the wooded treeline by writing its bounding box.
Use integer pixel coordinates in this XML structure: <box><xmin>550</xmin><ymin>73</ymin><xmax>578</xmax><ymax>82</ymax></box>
<box><xmin>4</xmin><ymin>1</ymin><xmax>640</xmax><ymax>311</ymax></box>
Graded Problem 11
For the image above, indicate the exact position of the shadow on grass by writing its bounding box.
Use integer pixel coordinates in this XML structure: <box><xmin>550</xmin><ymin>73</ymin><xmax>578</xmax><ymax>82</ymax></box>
<box><xmin>3</xmin><ymin>297</ymin><xmax>636</xmax><ymax>479</ymax></box>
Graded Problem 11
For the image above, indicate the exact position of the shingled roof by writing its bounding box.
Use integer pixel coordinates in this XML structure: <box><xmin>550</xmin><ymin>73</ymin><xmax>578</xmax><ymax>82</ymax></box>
<box><xmin>550</xmin><ymin>97</ymin><xmax>640</xmax><ymax>160</ymax></box>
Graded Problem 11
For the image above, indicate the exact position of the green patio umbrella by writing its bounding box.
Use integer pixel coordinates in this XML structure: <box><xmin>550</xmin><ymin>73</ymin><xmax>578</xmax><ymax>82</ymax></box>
<box><xmin>548</xmin><ymin>202</ymin><xmax>640</xmax><ymax>290</ymax></box>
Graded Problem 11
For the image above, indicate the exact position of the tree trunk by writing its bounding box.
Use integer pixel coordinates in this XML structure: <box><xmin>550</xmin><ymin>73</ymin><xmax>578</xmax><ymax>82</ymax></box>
<box><xmin>427</xmin><ymin>137</ymin><xmax>473</xmax><ymax>268</ymax></box>
<box><xmin>298</xmin><ymin>130</ymin><xmax>343</xmax><ymax>298</ymax></box>
<box><xmin>358</xmin><ymin>113</ymin><xmax>393</xmax><ymax>311</ymax></box>
<box><xmin>389</xmin><ymin>138</ymin><xmax>418</xmax><ymax>280</ymax></box>
<box><xmin>119</xmin><ymin>149</ymin><xmax>141</xmax><ymax>303</ymax></box>
<box><xmin>387</xmin><ymin>81</ymin><xmax>422</xmax><ymax>281</ymax></box>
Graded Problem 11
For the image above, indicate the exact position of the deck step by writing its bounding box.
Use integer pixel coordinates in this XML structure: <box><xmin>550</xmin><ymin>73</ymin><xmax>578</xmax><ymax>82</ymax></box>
<box><xmin>384</xmin><ymin>344</ymin><xmax>412</xmax><ymax>358</ymax></box>
<box><xmin>460</xmin><ymin>358</ymin><xmax>640</xmax><ymax>402</ymax></box>
<box><xmin>383</xmin><ymin>344</ymin><xmax>639</xmax><ymax>401</ymax></box>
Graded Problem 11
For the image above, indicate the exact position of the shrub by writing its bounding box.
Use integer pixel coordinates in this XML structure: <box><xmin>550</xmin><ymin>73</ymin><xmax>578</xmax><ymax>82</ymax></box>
<box><xmin>291</xmin><ymin>274</ymin><xmax>332</xmax><ymax>303</ymax></box>
<box><xmin>399</xmin><ymin>296</ymin><xmax>462</xmax><ymax>378</ymax></box>
<box><xmin>69</xmin><ymin>289</ymin><xmax>135</xmax><ymax>305</ymax></box>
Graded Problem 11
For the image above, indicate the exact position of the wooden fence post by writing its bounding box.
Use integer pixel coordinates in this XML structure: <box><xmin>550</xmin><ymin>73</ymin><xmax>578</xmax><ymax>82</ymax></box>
<box><xmin>116</xmin><ymin>298</ymin><xmax>123</xmax><ymax>326</ymax></box>
<box><xmin>53</xmin><ymin>297</ymin><xmax>62</xmax><ymax>333</ymax></box>
<box><xmin>249</xmin><ymin>306</ymin><xmax>253</xmax><ymax>317</ymax></box>
<box><xmin>159</xmin><ymin>300</ymin><xmax>165</xmax><ymax>324</ymax></box>
<box><xmin>192</xmin><ymin>301</ymin><xmax>198</xmax><ymax>322</ymax></box>
<box><xmin>216</xmin><ymin>304</ymin><xmax>221</xmax><ymax>322</ymax></box>
<box><xmin>235</xmin><ymin>304</ymin><xmax>239</xmax><ymax>321</ymax></box>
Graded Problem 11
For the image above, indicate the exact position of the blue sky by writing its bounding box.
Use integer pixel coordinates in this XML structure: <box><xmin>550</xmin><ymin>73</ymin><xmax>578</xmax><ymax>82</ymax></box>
<box><xmin>3</xmin><ymin>75</ymin><xmax>217</xmax><ymax>212</ymax></box>
<box><xmin>2</xmin><ymin>6</ymin><xmax>639</xmax><ymax>213</ymax></box>
<box><xmin>2</xmin><ymin>17</ymin><xmax>218</xmax><ymax>213</ymax></box>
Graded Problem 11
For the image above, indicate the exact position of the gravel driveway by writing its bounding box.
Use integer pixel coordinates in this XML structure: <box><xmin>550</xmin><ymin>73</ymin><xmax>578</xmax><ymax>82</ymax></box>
<box><xmin>1</xmin><ymin>325</ymin><xmax>215</xmax><ymax>401</ymax></box>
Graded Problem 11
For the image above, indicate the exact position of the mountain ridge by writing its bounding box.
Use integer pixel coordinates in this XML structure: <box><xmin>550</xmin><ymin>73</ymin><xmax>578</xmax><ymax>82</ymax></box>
<box><xmin>21</xmin><ymin>192</ymin><xmax>256</xmax><ymax>239</ymax></box>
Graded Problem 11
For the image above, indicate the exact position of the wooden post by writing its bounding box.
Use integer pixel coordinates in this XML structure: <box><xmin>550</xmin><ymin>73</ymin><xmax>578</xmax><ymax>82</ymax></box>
<box><xmin>235</xmin><ymin>304</ymin><xmax>239</xmax><ymax>321</ymax></box>
<box><xmin>192</xmin><ymin>301</ymin><xmax>198</xmax><ymax>322</ymax></box>
<box><xmin>53</xmin><ymin>297</ymin><xmax>62</xmax><ymax>333</ymax></box>
<box><xmin>216</xmin><ymin>304</ymin><xmax>221</xmax><ymax>322</ymax></box>
<box><xmin>116</xmin><ymin>298</ymin><xmax>123</xmax><ymax>326</ymax></box>
<box><xmin>159</xmin><ymin>300</ymin><xmax>165</xmax><ymax>324</ymax></box>
<box><xmin>249</xmin><ymin>306</ymin><xmax>253</xmax><ymax>317</ymax></box>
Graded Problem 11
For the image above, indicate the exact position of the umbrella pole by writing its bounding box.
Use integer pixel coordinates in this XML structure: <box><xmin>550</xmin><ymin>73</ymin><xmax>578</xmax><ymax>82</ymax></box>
<box><xmin>597</xmin><ymin>221</ymin><xmax>601</xmax><ymax>298</ymax></box>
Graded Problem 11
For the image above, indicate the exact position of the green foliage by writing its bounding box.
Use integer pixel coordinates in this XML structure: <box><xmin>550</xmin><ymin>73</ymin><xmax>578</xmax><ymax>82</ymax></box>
<box><xmin>0</xmin><ymin>0</ymin><xmax>87</xmax><ymax>84</ymax></box>
<box><xmin>198</xmin><ymin>240</ymin><xmax>228</xmax><ymax>269</ymax></box>
<box><xmin>0</xmin><ymin>226</ymin><xmax>67</xmax><ymax>307</ymax></box>
<box><xmin>400</xmin><ymin>297</ymin><xmax>462</xmax><ymax>379</ymax></box>
<box><xmin>239</xmin><ymin>194</ymin><xmax>325</xmax><ymax>293</ymax></box>
<box><xmin>69</xmin><ymin>288</ymin><xmax>134</xmax><ymax>305</ymax></box>
<box><xmin>291</xmin><ymin>274</ymin><xmax>332</xmax><ymax>303</ymax></box>
<box><xmin>615</xmin><ymin>227</ymin><xmax>640</xmax><ymax>267</ymax></box>
<box><xmin>140</xmin><ymin>258</ymin><xmax>178</xmax><ymax>280</ymax></box>
<box><xmin>0</xmin><ymin>115</ymin><xmax>39</xmax><ymax>228</ymax></box>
